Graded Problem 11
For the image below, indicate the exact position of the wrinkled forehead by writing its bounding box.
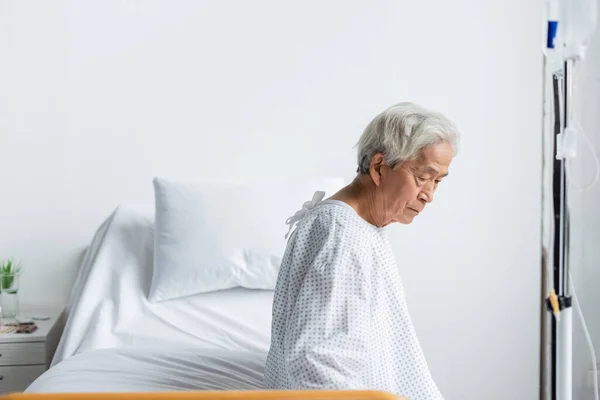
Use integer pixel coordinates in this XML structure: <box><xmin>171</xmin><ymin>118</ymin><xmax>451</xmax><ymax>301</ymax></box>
<box><xmin>416</xmin><ymin>164</ymin><xmax>449</xmax><ymax>178</ymax></box>
<box><xmin>412</xmin><ymin>144</ymin><xmax>453</xmax><ymax>177</ymax></box>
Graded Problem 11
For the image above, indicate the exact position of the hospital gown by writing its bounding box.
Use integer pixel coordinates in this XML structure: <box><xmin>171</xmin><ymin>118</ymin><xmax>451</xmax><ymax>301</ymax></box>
<box><xmin>263</xmin><ymin>198</ymin><xmax>444</xmax><ymax>400</ymax></box>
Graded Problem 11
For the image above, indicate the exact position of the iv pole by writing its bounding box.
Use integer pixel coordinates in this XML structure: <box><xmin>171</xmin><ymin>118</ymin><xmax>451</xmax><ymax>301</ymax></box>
<box><xmin>544</xmin><ymin>5</ymin><xmax>574</xmax><ymax>400</ymax></box>
<box><xmin>544</xmin><ymin>0</ymin><xmax>597</xmax><ymax>397</ymax></box>
<box><xmin>549</xmin><ymin>59</ymin><xmax>573</xmax><ymax>400</ymax></box>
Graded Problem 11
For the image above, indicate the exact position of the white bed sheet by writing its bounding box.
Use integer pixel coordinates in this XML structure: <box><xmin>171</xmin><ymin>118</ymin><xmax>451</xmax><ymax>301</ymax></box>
<box><xmin>27</xmin><ymin>348</ymin><xmax>266</xmax><ymax>393</ymax></box>
<box><xmin>53</xmin><ymin>205</ymin><xmax>274</xmax><ymax>367</ymax></box>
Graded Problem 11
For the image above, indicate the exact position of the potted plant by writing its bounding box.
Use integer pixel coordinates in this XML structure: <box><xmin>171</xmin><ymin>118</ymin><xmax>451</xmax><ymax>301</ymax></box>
<box><xmin>0</xmin><ymin>259</ymin><xmax>22</xmax><ymax>320</ymax></box>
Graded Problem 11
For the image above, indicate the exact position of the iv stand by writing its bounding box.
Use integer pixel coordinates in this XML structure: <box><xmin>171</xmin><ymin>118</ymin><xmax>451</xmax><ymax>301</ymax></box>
<box><xmin>549</xmin><ymin>59</ymin><xmax>574</xmax><ymax>400</ymax></box>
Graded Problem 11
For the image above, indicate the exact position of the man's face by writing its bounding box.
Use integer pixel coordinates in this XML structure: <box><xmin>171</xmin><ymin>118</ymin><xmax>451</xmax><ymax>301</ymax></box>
<box><xmin>373</xmin><ymin>142</ymin><xmax>453</xmax><ymax>226</ymax></box>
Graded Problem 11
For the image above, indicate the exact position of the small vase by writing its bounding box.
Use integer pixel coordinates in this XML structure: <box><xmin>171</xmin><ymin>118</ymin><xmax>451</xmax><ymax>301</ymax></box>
<box><xmin>0</xmin><ymin>274</ymin><xmax>19</xmax><ymax>321</ymax></box>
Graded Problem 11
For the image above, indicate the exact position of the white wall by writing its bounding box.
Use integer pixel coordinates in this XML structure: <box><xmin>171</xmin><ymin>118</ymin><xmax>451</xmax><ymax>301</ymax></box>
<box><xmin>0</xmin><ymin>1</ymin><xmax>543</xmax><ymax>399</ymax></box>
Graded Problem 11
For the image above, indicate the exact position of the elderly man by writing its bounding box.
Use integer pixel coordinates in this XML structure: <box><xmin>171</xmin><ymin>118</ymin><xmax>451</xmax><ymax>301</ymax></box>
<box><xmin>262</xmin><ymin>103</ymin><xmax>459</xmax><ymax>400</ymax></box>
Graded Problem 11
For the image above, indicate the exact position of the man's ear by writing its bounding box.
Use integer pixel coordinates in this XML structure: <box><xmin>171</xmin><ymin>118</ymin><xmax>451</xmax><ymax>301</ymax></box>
<box><xmin>369</xmin><ymin>153</ymin><xmax>385</xmax><ymax>186</ymax></box>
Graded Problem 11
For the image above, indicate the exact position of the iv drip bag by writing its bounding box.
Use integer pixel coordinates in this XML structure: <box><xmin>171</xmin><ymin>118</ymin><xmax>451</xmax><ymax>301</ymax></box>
<box><xmin>558</xmin><ymin>0</ymin><xmax>598</xmax><ymax>58</ymax></box>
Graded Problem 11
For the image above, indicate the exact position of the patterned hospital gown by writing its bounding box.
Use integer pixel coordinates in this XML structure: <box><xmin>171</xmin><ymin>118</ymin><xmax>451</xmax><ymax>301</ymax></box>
<box><xmin>263</xmin><ymin>198</ymin><xmax>444</xmax><ymax>400</ymax></box>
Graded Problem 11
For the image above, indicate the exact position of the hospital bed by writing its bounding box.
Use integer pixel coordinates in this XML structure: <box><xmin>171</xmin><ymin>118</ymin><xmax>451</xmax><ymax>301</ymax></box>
<box><xmin>21</xmin><ymin>205</ymin><xmax>275</xmax><ymax>393</ymax></box>
<box><xmin>15</xmin><ymin>183</ymin><xmax>402</xmax><ymax>398</ymax></box>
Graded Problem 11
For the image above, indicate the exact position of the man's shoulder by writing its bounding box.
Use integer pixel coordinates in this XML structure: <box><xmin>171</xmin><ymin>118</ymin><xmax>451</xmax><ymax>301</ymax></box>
<box><xmin>296</xmin><ymin>201</ymin><xmax>376</xmax><ymax>244</ymax></box>
<box><xmin>284</xmin><ymin>202</ymin><xmax>384</xmax><ymax>267</ymax></box>
<box><xmin>279</xmin><ymin>202</ymin><xmax>383</xmax><ymax>287</ymax></box>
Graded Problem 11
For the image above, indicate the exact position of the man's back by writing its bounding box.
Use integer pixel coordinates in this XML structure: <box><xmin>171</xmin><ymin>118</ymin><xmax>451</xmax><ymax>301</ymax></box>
<box><xmin>263</xmin><ymin>200</ymin><xmax>444</xmax><ymax>400</ymax></box>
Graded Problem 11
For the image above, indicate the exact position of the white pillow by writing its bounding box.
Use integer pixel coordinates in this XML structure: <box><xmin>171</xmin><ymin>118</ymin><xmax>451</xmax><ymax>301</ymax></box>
<box><xmin>149</xmin><ymin>176</ymin><xmax>345</xmax><ymax>302</ymax></box>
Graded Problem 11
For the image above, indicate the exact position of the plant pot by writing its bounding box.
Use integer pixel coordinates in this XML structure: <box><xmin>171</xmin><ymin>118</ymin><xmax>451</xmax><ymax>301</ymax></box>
<box><xmin>0</xmin><ymin>273</ymin><xmax>19</xmax><ymax>320</ymax></box>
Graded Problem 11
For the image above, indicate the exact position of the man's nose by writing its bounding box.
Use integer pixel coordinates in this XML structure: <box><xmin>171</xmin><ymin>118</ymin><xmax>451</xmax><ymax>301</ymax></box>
<box><xmin>419</xmin><ymin>187</ymin><xmax>434</xmax><ymax>204</ymax></box>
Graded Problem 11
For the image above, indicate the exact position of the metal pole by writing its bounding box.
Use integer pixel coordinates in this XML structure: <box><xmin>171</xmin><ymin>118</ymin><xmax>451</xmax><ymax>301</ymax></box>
<box><xmin>550</xmin><ymin>70</ymin><xmax>563</xmax><ymax>400</ymax></box>
<box><xmin>553</xmin><ymin>59</ymin><xmax>574</xmax><ymax>400</ymax></box>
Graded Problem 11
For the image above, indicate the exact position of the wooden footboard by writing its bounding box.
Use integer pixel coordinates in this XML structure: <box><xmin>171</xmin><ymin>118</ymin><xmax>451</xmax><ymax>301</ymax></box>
<box><xmin>1</xmin><ymin>390</ymin><xmax>403</xmax><ymax>400</ymax></box>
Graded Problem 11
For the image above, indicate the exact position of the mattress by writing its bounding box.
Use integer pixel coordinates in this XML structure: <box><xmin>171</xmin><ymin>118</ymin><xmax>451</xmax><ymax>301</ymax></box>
<box><xmin>26</xmin><ymin>348</ymin><xmax>266</xmax><ymax>393</ymax></box>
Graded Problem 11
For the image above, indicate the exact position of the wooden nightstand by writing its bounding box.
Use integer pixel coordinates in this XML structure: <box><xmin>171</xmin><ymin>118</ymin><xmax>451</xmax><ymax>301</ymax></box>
<box><xmin>0</xmin><ymin>305</ymin><xmax>66</xmax><ymax>394</ymax></box>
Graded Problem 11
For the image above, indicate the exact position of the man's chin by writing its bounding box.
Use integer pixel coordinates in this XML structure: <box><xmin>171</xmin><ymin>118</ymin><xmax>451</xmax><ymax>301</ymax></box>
<box><xmin>397</xmin><ymin>215</ymin><xmax>415</xmax><ymax>225</ymax></box>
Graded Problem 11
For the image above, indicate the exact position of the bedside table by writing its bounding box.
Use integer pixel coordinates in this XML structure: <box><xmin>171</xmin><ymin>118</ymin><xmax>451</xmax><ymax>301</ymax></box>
<box><xmin>0</xmin><ymin>305</ymin><xmax>66</xmax><ymax>394</ymax></box>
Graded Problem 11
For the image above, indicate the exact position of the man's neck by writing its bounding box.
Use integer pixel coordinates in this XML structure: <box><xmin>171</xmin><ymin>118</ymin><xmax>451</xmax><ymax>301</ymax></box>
<box><xmin>329</xmin><ymin>176</ymin><xmax>382</xmax><ymax>227</ymax></box>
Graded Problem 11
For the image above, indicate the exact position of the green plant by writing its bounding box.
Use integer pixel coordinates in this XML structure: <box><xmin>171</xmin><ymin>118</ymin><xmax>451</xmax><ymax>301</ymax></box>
<box><xmin>0</xmin><ymin>259</ymin><xmax>21</xmax><ymax>293</ymax></box>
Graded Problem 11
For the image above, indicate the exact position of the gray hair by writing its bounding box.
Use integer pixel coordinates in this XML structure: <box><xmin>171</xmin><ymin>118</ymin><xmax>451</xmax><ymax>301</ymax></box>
<box><xmin>356</xmin><ymin>102</ymin><xmax>460</xmax><ymax>174</ymax></box>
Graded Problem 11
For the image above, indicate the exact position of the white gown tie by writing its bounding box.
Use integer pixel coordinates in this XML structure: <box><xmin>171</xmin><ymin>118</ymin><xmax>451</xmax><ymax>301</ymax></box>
<box><xmin>284</xmin><ymin>191</ymin><xmax>325</xmax><ymax>239</ymax></box>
